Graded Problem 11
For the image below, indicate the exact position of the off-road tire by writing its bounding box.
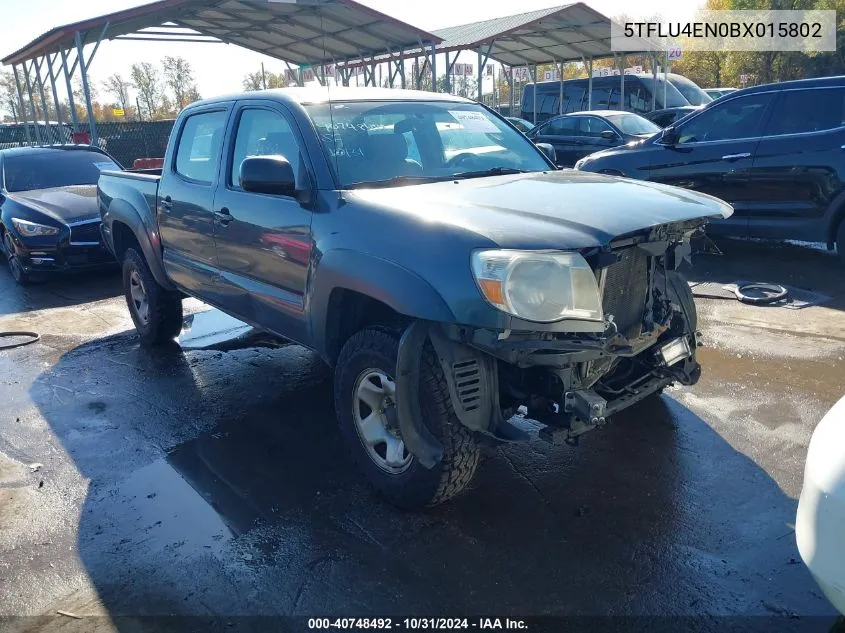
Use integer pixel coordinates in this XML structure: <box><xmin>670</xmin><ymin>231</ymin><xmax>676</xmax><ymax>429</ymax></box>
<box><xmin>334</xmin><ymin>327</ymin><xmax>480</xmax><ymax>509</ymax></box>
<box><xmin>122</xmin><ymin>248</ymin><xmax>183</xmax><ymax>347</ymax></box>
<box><xmin>3</xmin><ymin>232</ymin><xmax>32</xmax><ymax>285</ymax></box>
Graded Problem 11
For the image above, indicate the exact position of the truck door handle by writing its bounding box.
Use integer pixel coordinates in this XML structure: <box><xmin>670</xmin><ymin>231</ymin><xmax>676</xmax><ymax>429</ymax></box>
<box><xmin>161</xmin><ymin>195</ymin><xmax>172</xmax><ymax>212</ymax></box>
<box><xmin>215</xmin><ymin>207</ymin><xmax>232</xmax><ymax>226</ymax></box>
<box><xmin>721</xmin><ymin>152</ymin><xmax>751</xmax><ymax>161</ymax></box>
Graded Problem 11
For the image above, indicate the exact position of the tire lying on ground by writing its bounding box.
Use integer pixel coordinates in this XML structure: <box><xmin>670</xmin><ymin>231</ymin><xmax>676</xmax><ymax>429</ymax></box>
<box><xmin>334</xmin><ymin>327</ymin><xmax>480</xmax><ymax>509</ymax></box>
<box><xmin>122</xmin><ymin>248</ymin><xmax>183</xmax><ymax>347</ymax></box>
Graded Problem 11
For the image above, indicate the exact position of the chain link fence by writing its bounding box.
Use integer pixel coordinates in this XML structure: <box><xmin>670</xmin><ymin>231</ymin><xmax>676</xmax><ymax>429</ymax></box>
<box><xmin>96</xmin><ymin>120</ymin><xmax>175</xmax><ymax>168</ymax></box>
<box><xmin>0</xmin><ymin>120</ymin><xmax>175</xmax><ymax>168</ymax></box>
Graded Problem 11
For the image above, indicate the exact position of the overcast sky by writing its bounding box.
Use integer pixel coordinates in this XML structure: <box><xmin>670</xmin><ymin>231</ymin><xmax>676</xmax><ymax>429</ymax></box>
<box><xmin>1</xmin><ymin>0</ymin><xmax>701</xmax><ymax>112</ymax></box>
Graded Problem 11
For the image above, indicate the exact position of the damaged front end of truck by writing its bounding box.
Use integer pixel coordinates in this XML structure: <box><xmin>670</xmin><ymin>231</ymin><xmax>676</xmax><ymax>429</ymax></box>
<box><xmin>395</xmin><ymin>220</ymin><xmax>702</xmax><ymax>469</ymax></box>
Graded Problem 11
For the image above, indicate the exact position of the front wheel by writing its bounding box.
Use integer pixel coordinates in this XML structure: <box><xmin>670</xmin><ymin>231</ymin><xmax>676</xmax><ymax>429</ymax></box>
<box><xmin>122</xmin><ymin>248</ymin><xmax>183</xmax><ymax>347</ymax></box>
<box><xmin>334</xmin><ymin>327</ymin><xmax>480</xmax><ymax>509</ymax></box>
<box><xmin>3</xmin><ymin>232</ymin><xmax>31</xmax><ymax>285</ymax></box>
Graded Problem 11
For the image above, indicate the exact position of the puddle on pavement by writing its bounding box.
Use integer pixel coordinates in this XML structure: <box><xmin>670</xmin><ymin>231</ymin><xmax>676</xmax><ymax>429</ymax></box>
<box><xmin>109</xmin><ymin>458</ymin><xmax>234</xmax><ymax>556</ymax></box>
<box><xmin>696</xmin><ymin>345</ymin><xmax>843</xmax><ymax>404</ymax></box>
<box><xmin>178</xmin><ymin>310</ymin><xmax>286</xmax><ymax>351</ymax></box>
<box><xmin>103</xmin><ymin>372</ymin><xmax>347</xmax><ymax>555</ymax></box>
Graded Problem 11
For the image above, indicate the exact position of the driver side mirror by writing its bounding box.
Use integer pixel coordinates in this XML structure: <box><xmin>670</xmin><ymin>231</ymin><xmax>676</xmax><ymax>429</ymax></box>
<box><xmin>660</xmin><ymin>126</ymin><xmax>679</xmax><ymax>146</ymax></box>
<box><xmin>535</xmin><ymin>142</ymin><xmax>557</xmax><ymax>165</ymax></box>
<box><xmin>240</xmin><ymin>155</ymin><xmax>296</xmax><ymax>196</ymax></box>
<box><xmin>600</xmin><ymin>130</ymin><xmax>618</xmax><ymax>140</ymax></box>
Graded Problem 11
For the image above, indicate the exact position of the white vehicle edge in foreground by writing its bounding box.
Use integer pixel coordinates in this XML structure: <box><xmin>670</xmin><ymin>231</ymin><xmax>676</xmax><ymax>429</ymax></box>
<box><xmin>796</xmin><ymin>395</ymin><xmax>845</xmax><ymax>614</ymax></box>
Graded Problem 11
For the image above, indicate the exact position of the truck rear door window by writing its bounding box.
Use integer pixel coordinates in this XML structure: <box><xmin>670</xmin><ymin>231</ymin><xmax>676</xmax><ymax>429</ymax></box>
<box><xmin>175</xmin><ymin>110</ymin><xmax>227</xmax><ymax>184</ymax></box>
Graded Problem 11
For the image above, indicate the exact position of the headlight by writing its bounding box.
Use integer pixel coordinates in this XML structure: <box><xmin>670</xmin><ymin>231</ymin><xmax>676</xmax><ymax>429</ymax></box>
<box><xmin>11</xmin><ymin>218</ymin><xmax>59</xmax><ymax>237</ymax></box>
<box><xmin>471</xmin><ymin>250</ymin><xmax>603</xmax><ymax>323</ymax></box>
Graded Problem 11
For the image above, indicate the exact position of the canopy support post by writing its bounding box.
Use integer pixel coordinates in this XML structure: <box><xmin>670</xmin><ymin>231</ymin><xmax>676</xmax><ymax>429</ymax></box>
<box><xmin>75</xmin><ymin>30</ymin><xmax>99</xmax><ymax>145</ymax></box>
<box><xmin>477</xmin><ymin>47</ymin><xmax>483</xmax><ymax>102</ymax></box>
<box><xmin>508</xmin><ymin>65</ymin><xmax>514</xmax><ymax>115</ymax></box>
<box><xmin>33</xmin><ymin>58</ymin><xmax>53</xmax><ymax>142</ymax></box>
<box><xmin>557</xmin><ymin>59</ymin><xmax>563</xmax><ymax>114</ymax></box>
<box><xmin>60</xmin><ymin>49</ymin><xmax>80</xmax><ymax>131</ymax></box>
<box><xmin>531</xmin><ymin>64</ymin><xmax>537</xmax><ymax>124</ymax></box>
<box><xmin>430</xmin><ymin>42</ymin><xmax>437</xmax><ymax>92</ymax></box>
<box><xmin>443</xmin><ymin>52</ymin><xmax>450</xmax><ymax>93</ymax></box>
<box><xmin>21</xmin><ymin>61</ymin><xmax>44</xmax><ymax>144</ymax></box>
<box><xmin>618</xmin><ymin>53</ymin><xmax>625</xmax><ymax>110</ymax></box>
<box><xmin>587</xmin><ymin>58</ymin><xmax>593</xmax><ymax>109</ymax></box>
<box><xmin>46</xmin><ymin>54</ymin><xmax>64</xmax><ymax>127</ymax></box>
<box><xmin>11</xmin><ymin>64</ymin><xmax>33</xmax><ymax>144</ymax></box>
<box><xmin>651</xmin><ymin>52</ymin><xmax>658</xmax><ymax>111</ymax></box>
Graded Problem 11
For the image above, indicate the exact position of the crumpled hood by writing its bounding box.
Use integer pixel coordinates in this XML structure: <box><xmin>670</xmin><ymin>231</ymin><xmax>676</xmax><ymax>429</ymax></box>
<box><xmin>349</xmin><ymin>170</ymin><xmax>732</xmax><ymax>249</ymax></box>
<box><xmin>6</xmin><ymin>185</ymin><xmax>99</xmax><ymax>224</ymax></box>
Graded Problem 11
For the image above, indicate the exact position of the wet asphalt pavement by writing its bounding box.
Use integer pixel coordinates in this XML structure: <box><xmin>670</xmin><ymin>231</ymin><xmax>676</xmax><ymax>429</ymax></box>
<box><xmin>0</xmin><ymin>240</ymin><xmax>843</xmax><ymax>632</ymax></box>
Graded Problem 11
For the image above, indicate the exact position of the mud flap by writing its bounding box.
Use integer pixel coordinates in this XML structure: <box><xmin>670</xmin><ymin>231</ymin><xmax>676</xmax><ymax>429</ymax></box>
<box><xmin>428</xmin><ymin>325</ymin><xmax>528</xmax><ymax>443</ymax></box>
<box><xmin>395</xmin><ymin>321</ymin><xmax>443</xmax><ymax>469</ymax></box>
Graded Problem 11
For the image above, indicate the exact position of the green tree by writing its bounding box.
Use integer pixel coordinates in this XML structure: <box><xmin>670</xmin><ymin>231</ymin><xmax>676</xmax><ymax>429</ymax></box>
<box><xmin>131</xmin><ymin>62</ymin><xmax>164</xmax><ymax>120</ymax></box>
<box><xmin>242</xmin><ymin>69</ymin><xmax>288</xmax><ymax>91</ymax></box>
<box><xmin>163</xmin><ymin>56</ymin><xmax>199</xmax><ymax>110</ymax></box>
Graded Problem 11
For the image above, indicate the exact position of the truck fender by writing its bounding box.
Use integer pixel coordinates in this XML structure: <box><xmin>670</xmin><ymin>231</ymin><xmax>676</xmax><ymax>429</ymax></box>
<box><xmin>309</xmin><ymin>249</ymin><xmax>456</xmax><ymax>357</ymax></box>
<box><xmin>104</xmin><ymin>197</ymin><xmax>175</xmax><ymax>291</ymax></box>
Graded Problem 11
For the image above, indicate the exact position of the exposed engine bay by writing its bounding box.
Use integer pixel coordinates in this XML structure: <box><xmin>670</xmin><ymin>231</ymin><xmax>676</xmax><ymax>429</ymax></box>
<box><xmin>400</xmin><ymin>221</ymin><xmax>703</xmax><ymax>461</ymax></box>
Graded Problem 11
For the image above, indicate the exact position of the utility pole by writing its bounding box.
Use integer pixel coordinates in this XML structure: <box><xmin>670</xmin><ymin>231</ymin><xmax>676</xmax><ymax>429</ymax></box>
<box><xmin>261</xmin><ymin>62</ymin><xmax>267</xmax><ymax>90</ymax></box>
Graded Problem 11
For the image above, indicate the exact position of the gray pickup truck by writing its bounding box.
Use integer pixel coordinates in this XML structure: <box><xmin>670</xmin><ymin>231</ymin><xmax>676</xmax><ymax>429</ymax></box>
<box><xmin>98</xmin><ymin>87</ymin><xmax>731</xmax><ymax>509</ymax></box>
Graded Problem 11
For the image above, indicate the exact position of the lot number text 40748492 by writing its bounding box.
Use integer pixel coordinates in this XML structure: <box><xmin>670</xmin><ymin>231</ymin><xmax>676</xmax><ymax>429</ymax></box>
<box><xmin>307</xmin><ymin>618</ymin><xmax>529</xmax><ymax>630</ymax></box>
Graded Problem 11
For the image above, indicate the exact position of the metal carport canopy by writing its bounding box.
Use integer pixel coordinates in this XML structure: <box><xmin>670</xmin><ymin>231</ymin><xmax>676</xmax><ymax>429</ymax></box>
<box><xmin>344</xmin><ymin>3</ymin><xmax>655</xmax><ymax>68</ymax></box>
<box><xmin>1</xmin><ymin>0</ymin><xmax>443</xmax><ymax>67</ymax></box>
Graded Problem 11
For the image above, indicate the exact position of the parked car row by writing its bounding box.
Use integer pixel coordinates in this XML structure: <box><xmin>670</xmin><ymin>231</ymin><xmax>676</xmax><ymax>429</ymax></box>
<box><xmin>520</xmin><ymin>72</ymin><xmax>712</xmax><ymax>124</ymax></box>
<box><xmin>572</xmin><ymin>75</ymin><xmax>845</xmax><ymax>259</ymax></box>
<box><xmin>525</xmin><ymin>110</ymin><xmax>660</xmax><ymax>167</ymax></box>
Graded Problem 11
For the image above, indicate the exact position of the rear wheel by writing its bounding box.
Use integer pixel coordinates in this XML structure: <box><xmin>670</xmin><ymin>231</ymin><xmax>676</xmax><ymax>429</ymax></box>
<box><xmin>3</xmin><ymin>232</ymin><xmax>31</xmax><ymax>286</ymax></box>
<box><xmin>122</xmin><ymin>248</ymin><xmax>183</xmax><ymax>347</ymax></box>
<box><xmin>334</xmin><ymin>327</ymin><xmax>480</xmax><ymax>509</ymax></box>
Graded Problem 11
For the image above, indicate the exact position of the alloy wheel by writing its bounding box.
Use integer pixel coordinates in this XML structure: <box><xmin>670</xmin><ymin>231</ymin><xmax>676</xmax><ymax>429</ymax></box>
<box><xmin>128</xmin><ymin>269</ymin><xmax>150</xmax><ymax>325</ymax></box>
<box><xmin>352</xmin><ymin>369</ymin><xmax>412</xmax><ymax>474</ymax></box>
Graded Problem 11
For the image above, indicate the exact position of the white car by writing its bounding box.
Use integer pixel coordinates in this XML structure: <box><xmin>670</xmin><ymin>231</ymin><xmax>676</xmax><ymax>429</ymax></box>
<box><xmin>796</xmin><ymin>396</ymin><xmax>845</xmax><ymax>614</ymax></box>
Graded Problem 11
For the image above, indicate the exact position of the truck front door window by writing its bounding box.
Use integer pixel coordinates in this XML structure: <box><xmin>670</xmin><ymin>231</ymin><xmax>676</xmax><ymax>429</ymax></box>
<box><xmin>175</xmin><ymin>110</ymin><xmax>227</xmax><ymax>184</ymax></box>
<box><xmin>230</xmin><ymin>109</ymin><xmax>304</xmax><ymax>189</ymax></box>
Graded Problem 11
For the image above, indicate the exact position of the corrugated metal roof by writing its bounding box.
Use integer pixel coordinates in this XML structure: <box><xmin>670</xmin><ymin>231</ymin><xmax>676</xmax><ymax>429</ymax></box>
<box><xmin>341</xmin><ymin>2</ymin><xmax>654</xmax><ymax>70</ymax></box>
<box><xmin>431</xmin><ymin>5</ymin><xmax>572</xmax><ymax>50</ymax></box>
<box><xmin>2</xmin><ymin>0</ymin><xmax>442</xmax><ymax>66</ymax></box>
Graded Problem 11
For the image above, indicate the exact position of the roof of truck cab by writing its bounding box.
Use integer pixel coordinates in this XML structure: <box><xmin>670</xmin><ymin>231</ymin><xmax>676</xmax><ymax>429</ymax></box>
<box><xmin>190</xmin><ymin>87</ymin><xmax>475</xmax><ymax>108</ymax></box>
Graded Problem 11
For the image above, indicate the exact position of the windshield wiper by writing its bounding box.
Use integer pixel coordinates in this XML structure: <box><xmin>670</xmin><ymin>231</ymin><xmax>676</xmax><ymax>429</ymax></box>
<box><xmin>452</xmin><ymin>167</ymin><xmax>531</xmax><ymax>180</ymax></box>
<box><xmin>346</xmin><ymin>175</ymin><xmax>447</xmax><ymax>189</ymax></box>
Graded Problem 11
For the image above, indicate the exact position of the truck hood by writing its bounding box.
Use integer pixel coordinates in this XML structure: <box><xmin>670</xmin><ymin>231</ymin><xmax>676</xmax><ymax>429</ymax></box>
<box><xmin>6</xmin><ymin>185</ymin><xmax>99</xmax><ymax>225</ymax></box>
<box><xmin>348</xmin><ymin>170</ymin><xmax>732</xmax><ymax>249</ymax></box>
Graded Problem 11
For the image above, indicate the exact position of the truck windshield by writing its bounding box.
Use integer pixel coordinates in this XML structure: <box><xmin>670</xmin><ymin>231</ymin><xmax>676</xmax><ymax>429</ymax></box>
<box><xmin>305</xmin><ymin>101</ymin><xmax>551</xmax><ymax>189</ymax></box>
<box><xmin>3</xmin><ymin>149</ymin><xmax>118</xmax><ymax>192</ymax></box>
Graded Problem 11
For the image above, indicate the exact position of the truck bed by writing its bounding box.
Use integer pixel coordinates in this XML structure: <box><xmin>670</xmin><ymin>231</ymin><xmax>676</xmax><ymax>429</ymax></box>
<box><xmin>98</xmin><ymin>170</ymin><xmax>161</xmax><ymax>239</ymax></box>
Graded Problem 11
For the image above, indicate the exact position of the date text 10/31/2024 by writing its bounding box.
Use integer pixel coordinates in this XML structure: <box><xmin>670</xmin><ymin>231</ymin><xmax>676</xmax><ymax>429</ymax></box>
<box><xmin>308</xmin><ymin>618</ymin><xmax>529</xmax><ymax>630</ymax></box>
